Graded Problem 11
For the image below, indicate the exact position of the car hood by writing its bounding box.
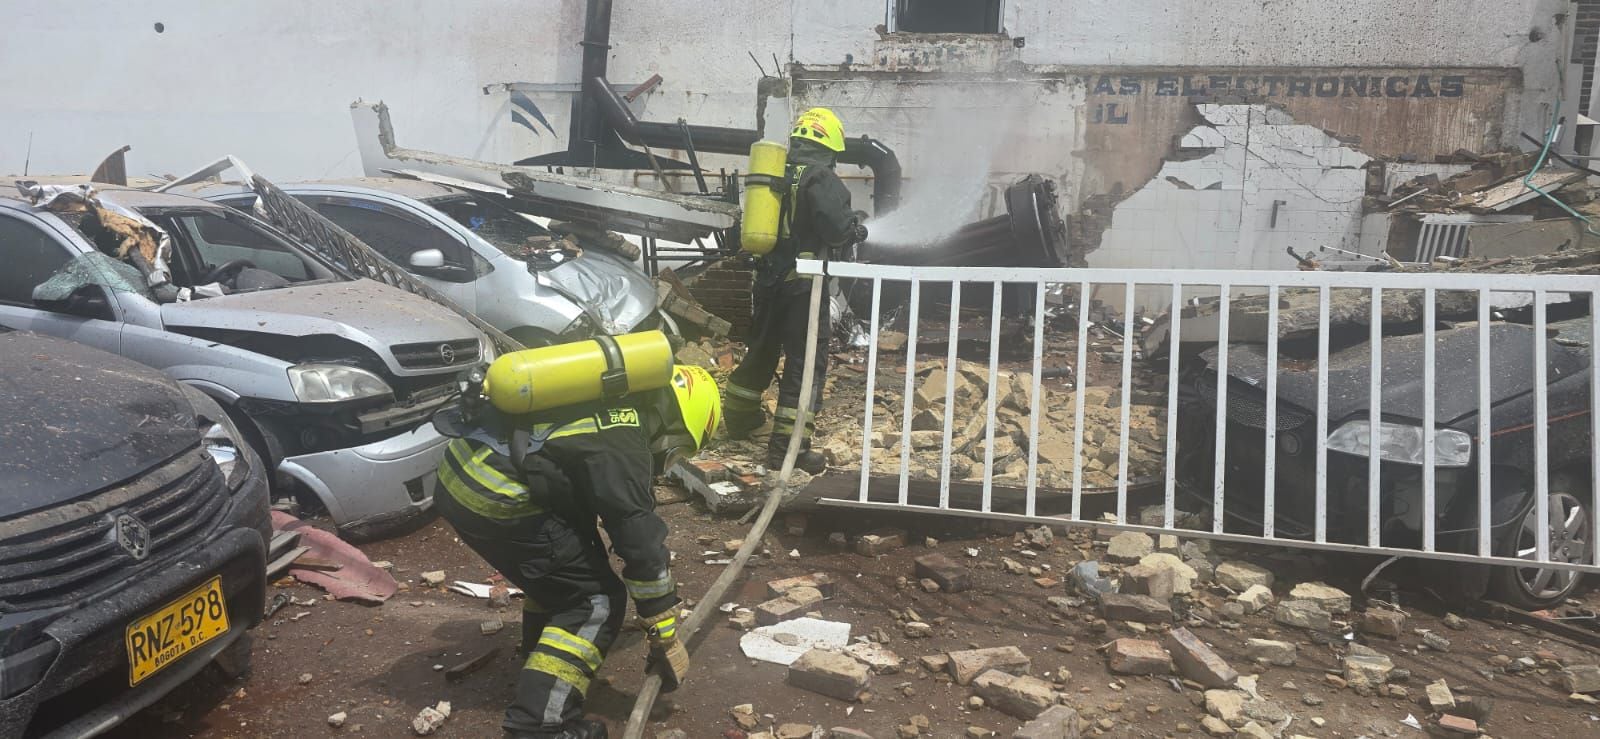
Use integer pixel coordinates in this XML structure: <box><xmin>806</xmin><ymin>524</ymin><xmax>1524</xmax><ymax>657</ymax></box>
<box><xmin>0</xmin><ymin>330</ymin><xmax>200</xmax><ymax>519</ymax></box>
<box><xmin>540</xmin><ymin>249</ymin><xmax>656</xmax><ymax>334</ymax></box>
<box><xmin>161</xmin><ymin>279</ymin><xmax>481</xmax><ymax>372</ymax></box>
<box><xmin>1210</xmin><ymin>322</ymin><xmax>1590</xmax><ymax>425</ymax></box>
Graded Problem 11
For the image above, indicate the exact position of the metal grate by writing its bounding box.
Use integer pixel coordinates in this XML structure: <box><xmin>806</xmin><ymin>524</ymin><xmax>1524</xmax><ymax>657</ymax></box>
<box><xmin>0</xmin><ymin>450</ymin><xmax>227</xmax><ymax>611</ymax></box>
<box><xmin>1414</xmin><ymin>214</ymin><xmax>1534</xmax><ymax>262</ymax></box>
<box><xmin>391</xmin><ymin>338</ymin><xmax>481</xmax><ymax>370</ymax></box>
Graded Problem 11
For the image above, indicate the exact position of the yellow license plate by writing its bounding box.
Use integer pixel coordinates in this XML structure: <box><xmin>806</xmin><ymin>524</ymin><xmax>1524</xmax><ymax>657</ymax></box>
<box><xmin>125</xmin><ymin>575</ymin><xmax>230</xmax><ymax>686</ymax></box>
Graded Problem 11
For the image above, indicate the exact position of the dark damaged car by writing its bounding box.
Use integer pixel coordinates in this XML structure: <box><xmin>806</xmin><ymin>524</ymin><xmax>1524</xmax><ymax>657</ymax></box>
<box><xmin>0</xmin><ymin>327</ymin><xmax>270</xmax><ymax>739</ymax></box>
<box><xmin>1177</xmin><ymin>317</ymin><xmax>1593</xmax><ymax>608</ymax></box>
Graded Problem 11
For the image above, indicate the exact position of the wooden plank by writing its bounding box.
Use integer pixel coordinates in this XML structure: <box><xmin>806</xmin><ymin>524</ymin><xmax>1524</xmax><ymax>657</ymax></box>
<box><xmin>266</xmin><ymin>546</ymin><xmax>311</xmax><ymax>581</ymax></box>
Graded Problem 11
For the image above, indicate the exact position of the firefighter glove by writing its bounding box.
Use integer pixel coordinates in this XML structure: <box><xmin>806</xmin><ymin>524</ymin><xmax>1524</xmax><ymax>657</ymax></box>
<box><xmin>638</xmin><ymin>607</ymin><xmax>689</xmax><ymax>692</ymax></box>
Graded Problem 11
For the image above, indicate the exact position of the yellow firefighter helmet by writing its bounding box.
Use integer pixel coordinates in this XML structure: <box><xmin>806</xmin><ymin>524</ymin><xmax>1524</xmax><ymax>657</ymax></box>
<box><xmin>791</xmin><ymin>107</ymin><xmax>846</xmax><ymax>153</ymax></box>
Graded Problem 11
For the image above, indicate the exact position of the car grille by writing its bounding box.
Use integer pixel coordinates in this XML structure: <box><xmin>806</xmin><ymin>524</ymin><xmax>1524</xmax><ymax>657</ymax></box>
<box><xmin>392</xmin><ymin>338</ymin><xmax>480</xmax><ymax>370</ymax></box>
<box><xmin>0</xmin><ymin>449</ymin><xmax>228</xmax><ymax>612</ymax></box>
<box><xmin>1196</xmin><ymin>372</ymin><xmax>1313</xmax><ymax>431</ymax></box>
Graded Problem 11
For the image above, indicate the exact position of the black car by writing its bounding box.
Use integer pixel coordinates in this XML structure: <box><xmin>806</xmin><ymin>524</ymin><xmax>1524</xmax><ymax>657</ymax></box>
<box><xmin>1176</xmin><ymin>317</ymin><xmax>1592</xmax><ymax>609</ymax></box>
<box><xmin>0</xmin><ymin>327</ymin><xmax>270</xmax><ymax>738</ymax></box>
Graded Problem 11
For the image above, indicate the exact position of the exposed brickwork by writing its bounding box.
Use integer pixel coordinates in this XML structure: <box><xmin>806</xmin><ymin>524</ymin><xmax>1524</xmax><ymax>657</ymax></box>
<box><xmin>686</xmin><ymin>259</ymin><xmax>754</xmax><ymax>339</ymax></box>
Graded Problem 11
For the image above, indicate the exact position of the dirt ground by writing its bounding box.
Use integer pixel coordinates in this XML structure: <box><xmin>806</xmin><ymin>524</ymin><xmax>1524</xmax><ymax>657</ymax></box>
<box><xmin>109</xmin><ymin>495</ymin><xmax>1600</xmax><ymax>739</ymax></box>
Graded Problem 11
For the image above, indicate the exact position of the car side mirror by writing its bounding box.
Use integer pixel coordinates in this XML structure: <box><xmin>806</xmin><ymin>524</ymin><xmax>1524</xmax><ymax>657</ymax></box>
<box><xmin>34</xmin><ymin>284</ymin><xmax>112</xmax><ymax>320</ymax></box>
<box><xmin>409</xmin><ymin>249</ymin><xmax>446</xmax><ymax>269</ymax></box>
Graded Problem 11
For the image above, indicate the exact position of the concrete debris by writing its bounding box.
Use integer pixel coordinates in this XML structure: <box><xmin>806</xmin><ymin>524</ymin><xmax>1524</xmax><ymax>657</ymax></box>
<box><xmin>1105</xmin><ymin>532</ymin><xmax>1154</xmax><ymax>562</ymax></box>
<box><xmin>1443</xmin><ymin>613</ymin><xmax>1468</xmax><ymax>630</ymax></box>
<box><xmin>1343</xmin><ymin>644</ymin><xmax>1395</xmax><ymax>692</ymax></box>
<box><xmin>1286</xmin><ymin>582</ymin><xmax>1350</xmax><ymax>613</ymax></box>
<box><xmin>1204</xmin><ymin>690</ymin><xmax>1247</xmax><ymax>725</ymax></box>
<box><xmin>1243</xmin><ymin>638</ymin><xmax>1297</xmax><ymax>667</ymax></box>
<box><xmin>730</xmin><ymin>704</ymin><xmax>760</xmax><ymax>730</ymax></box>
<box><xmin>1120</xmin><ymin>562</ymin><xmax>1176</xmax><ymax>601</ymax></box>
<box><xmin>776</xmin><ymin>723</ymin><xmax>818</xmax><ymax>739</ymax></box>
<box><xmin>479</xmin><ymin>619</ymin><xmax>504</xmax><ymax>635</ymax></box>
<box><xmin>919</xmin><ymin>654</ymin><xmax>951</xmax><ymax>673</ymax></box>
<box><xmin>1099</xmin><ymin>593</ymin><xmax>1174</xmax><ymax>623</ymax></box>
<box><xmin>1023</xmin><ymin>525</ymin><xmax>1055</xmax><ymax>549</ymax></box>
<box><xmin>948</xmin><ymin>646</ymin><xmax>1032</xmax><ymax>685</ymax></box>
<box><xmin>742</xmin><ymin>617</ymin><xmax>852</xmax><ymax>666</ymax></box>
<box><xmin>1562</xmin><ymin>664</ymin><xmax>1600</xmax><ymax>694</ymax></box>
<box><xmin>844</xmin><ymin>641</ymin><xmax>903</xmax><ymax>675</ymax></box>
<box><xmin>1234</xmin><ymin>722</ymin><xmax>1273</xmax><ymax>739</ymax></box>
<box><xmin>1214</xmin><ymin>562</ymin><xmax>1273</xmax><ymax>591</ymax></box>
<box><xmin>1426</xmin><ymin>679</ymin><xmax>1457</xmax><ymax>712</ymax></box>
<box><xmin>728</xmin><ymin>608</ymin><xmax>758</xmax><ymax>631</ymax></box>
<box><xmin>970</xmin><ymin>669</ymin><xmax>1059</xmax><ymax>720</ymax></box>
<box><xmin>1235</xmin><ymin>585</ymin><xmax>1273</xmax><ymax>614</ymax></box>
<box><xmin>1107</xmin><ymin>638</ymin><xmax>1172</xmax><ymax>675</ymax></box>
<box><xmin>1165</xmin><ymin>628</ymin><xmax>1239</xmax><ymax>688</ymax></box>
<box><xmin>1011</xmin><ymin>704</ymin><xmax>1082</xmax><ymax>739</ymax></box>
<box><xmin>411</xmin><ymin>702</ymin><xmax>451</xmax><ymax>736</ymax></box>
<box><xmin>1272</xmin><ymin>599</ymin><xmax>1332</xmax><ymax>631</ymax></box>
<box><xmin>903</xmin><ymin>621</ymin><xmax>935</xmax><ymax>639</ymax></box>
<box><xmin>1422</xmin><ymin>631</ymin><xmax>1452</xmax><ymax>652</ymax></box>
<box><xmin>757</xmin><ymin>586</ymin><xmax>826</xmax><ymax>625</ymax></box>
<box><xmin>419</xmin><ymin>571</ymin><xmax>446</xmax><ymax>586</ymax></box>
<box><xmin>1137</xmin><ymin>553</ymin><xmax>1197</xmax><ymax>595</ymax></box>
<box><xmin>327</xmin><ymin>712</ymin><xmax>347</xmax><ymax>728</ymax></box>
<box><xmin>768</xmin><ymin>572</ymin><xmax>837</xmax><ymax>598</ymax></box>
<box><xmin>856</xmin><ymin>530</ymin><xmax>908</xmax><ymax>557</ymax></box>
<box><xmin>914</xmin><ymin>553</ymin><xmax>972</xmax><ymax>593</ymax></box>
<box><xmin>788</xmin><ymin>648</ymin><xmax>872</xmax><ymax>702</ymax></box>
<box><xmin>1200</xmin><ymin>715</ymin><xmax>1234</xmax><ymax>736</ymax></box>
<box><xmin>1358</xmin><ymin>609</ymin><xmax>1406</xmax><ymax>638</ymax></box>
<box><xmin>1436</xmin><ymin>714</ymin><xmax>1481</xmax><ymax>736</ymax></box>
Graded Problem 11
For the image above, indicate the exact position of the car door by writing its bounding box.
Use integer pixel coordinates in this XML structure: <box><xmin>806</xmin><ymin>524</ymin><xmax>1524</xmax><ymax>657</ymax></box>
<box><xmin>0</xmin><ymin>211</ymin><xmax>125</xmax><ymax>352</ymax></box>
<box><xmin>299</xmin><ymin>195</ymin><xmax>478</xmax><ymax>312</ymax></box>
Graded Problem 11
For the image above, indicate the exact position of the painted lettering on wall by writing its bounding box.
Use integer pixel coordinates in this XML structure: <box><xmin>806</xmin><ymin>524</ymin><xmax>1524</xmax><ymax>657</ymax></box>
<box><xmin>1087</xmin><ymin>73</ymin><xmax>1470</xmax><ymax>125</ymax></box>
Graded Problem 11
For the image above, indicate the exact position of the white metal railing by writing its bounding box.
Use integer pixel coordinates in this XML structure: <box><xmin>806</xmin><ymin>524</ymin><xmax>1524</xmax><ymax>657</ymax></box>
<box><xmin>794</xmin><ymin>259</ymin><xmax>1600</xmax><ymax>575</ymax></box>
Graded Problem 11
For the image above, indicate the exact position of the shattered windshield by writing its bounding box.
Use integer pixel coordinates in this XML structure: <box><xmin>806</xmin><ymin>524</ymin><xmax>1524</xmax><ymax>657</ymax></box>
<box><xmin>428</xmin><ymin>195</ymin><xmax>550</xmax><ymax>253</ymax></box>
<box><xmin>34</xmin><ymin>251</ymin><xmax>152</xmax><ymax>302</ymax></box>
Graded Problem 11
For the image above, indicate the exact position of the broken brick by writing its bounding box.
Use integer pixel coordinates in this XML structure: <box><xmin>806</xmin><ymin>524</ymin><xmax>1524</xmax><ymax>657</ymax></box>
<box><xmin>855</xmin><ymin>529</ymin><xmax>907</xmax><ymax>556</ymax></box>
<box><xmin>947</xmin><ymin>646</ymin><xmax>1031</xmax><ymax>685</ymax></box>
<box><xmin>1100</xmin><ymin>592</ymin><xmax>1174</xmax><ymax>623</ymax></box>
<box><xmin>913</xmin><ymin>553</ymin><xmax>971</xmax><ymax>593</ymax></box>
<box><xmin>1107</xmin><ymin>638</ymin><xmax>1171</xmax><ymax>675</ymax></box>
<box><xmin>756</xmin><ymin>586</ymin><xmax>824</xmax><ymax>625</ymax></box>
<box><xmin>767</xmin><ymin>572</ymin><xmax>836</xmax><ymax>598</ymax></box>
<box><xmin>970</xmin><ymin>670</ymin><xmax>1058</xmax><ymax>720</ymax></box>
<box><xmin>1120</xmin><ymin>562</ymin><xmax>1176</xmax><ymax>601</ymax></box>
<box><xmin>1165</xmin><ymin>627</ymin><xmax>1238</xmax><ymax>688</ymax></box>
<box><xmin>788</xmin><ymin>648</ymin><xmax>870</xmax><ymax>702</ymax></box>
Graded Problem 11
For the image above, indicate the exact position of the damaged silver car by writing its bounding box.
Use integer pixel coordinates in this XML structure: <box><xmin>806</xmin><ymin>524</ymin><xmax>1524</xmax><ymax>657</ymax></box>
<box><xmin>0</xmin><ymin>183</ymin><xmax>490</xmax><ymax>539</ymax></box>
<box><xmin>175</xmin><ymin>178</ymin><xmax>666</xmax><ymax>346</ymax></box>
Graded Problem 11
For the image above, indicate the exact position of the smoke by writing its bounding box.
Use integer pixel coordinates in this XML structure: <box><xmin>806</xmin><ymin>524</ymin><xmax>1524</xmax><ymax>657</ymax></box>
<box><xmin>863</xmin><ymin>89</ymin><xmax>1020</xmax><ymax>247</ymax></box>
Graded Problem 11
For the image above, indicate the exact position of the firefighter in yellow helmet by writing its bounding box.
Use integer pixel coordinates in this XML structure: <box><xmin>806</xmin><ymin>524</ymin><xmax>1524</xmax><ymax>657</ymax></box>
<box><xmin>726</xmin><ymin>107</ymin><xmax>868</xmax><ymax>472</ymax></box>
<box><xmin>432</xmin><ymin>350</ymin><xmax>719</xmax><ymax>739</ymax></box>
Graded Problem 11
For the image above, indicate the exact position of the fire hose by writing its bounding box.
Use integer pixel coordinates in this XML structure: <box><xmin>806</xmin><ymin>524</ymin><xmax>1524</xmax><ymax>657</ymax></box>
<box><xmin>620</xmin><ymin>267</ymin><xmax>828</xmax><ymax>738</ymax></box>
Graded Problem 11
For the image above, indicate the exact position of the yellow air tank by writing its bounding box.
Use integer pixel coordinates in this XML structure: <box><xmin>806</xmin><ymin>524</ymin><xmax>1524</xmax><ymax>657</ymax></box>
<box><xmin>740</xmin><ymin>140</ymin><xmax>788</xmax><ymax>255</ymax></box>
<box><xmin>483</xmin><ymin>331</ymin><xmax>674</xmax><ymax>415</ymax></box>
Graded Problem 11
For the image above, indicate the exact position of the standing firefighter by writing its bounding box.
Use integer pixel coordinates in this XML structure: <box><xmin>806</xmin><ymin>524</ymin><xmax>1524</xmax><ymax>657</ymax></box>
<box><xmin>431</xmin><ymin>332</ymin><xmax>718</xmax><ymax>739</ymax></box>
<box><xmin>725</xmin><ymin>107</ymin><xmax>868</xmax><ymax>473</ymax></box>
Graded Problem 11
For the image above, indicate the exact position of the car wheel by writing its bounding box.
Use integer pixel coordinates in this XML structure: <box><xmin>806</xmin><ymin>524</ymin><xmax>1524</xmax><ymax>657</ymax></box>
<box><xmin>212</xmin><ymin>632</ymin><xmax>254</xmax><ymax>680</ymax></box>
<box><xmin>1489</xmin><ymin>475</ymin><xmax>1591</xmax><ymax>609</ymax></box>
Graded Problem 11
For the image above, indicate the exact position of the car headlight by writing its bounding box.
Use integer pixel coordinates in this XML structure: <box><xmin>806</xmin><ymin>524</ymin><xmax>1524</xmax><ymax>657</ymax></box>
<box><xmin>1326</xmin><ymin>420</ymin><xmax>1472</xmax><ymax>467</ymax></box>
<box><xmin>202</xmin><ymin>419</ymin><xmax>251</xmax><ymax>490</ymax></box>
<box><xmin>287</xmin><ymin>363</ymin><xmax>392</xmax><ymax>403</ymax></box>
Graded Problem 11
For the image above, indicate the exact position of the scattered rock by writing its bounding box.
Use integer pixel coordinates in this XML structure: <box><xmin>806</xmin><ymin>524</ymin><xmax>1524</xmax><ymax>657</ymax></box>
<box><xmin>1357</xmin><ymin>609</ymin><xmax>1406</xmax><ymax>638</ymax></box>
<box><xmin>731</xmin><ymin>704</ymin><xmax>760</xmax><ymax>730</ymax></box>
<box><xmin>1137</xmin><ymin>553</ymin><xmax>1198</xmax><ymax>594</ymax></box>
<box><xmin>1562</xmin><ymin>664</ymin><xmax>1600</xmax><ymax>693</ymax></box>
<box><xmin>914</xmin><ymin>553</ymin><xmax>972</xmax><ymax>593</ymax></box>
<box><xmin>1443</xmin><ymin>612</ymin><xmax>1468</xmax><ymax>630</ymax></box>
<box><xmin>479</xmin><ymin>619</ymin><xmax>504</xmax><ymax>635</ymax></box>
<box><xmin>1244</xmin><ymin>639</ymin><xmax>1297</xmax><ymax>667</ymax></box>
<box><xmin>829</xmin><ymin>729</ymin><xmax>874</xmax><ymax>739</ymax></box>
<box><xmin>1107</xmin><ymin>638</ymin><xmax>1172</xmax><ymax>675</ymax></box>
<box><xmin>1120</xmin><ymin>563</ymin><xmax>1176</xmax><ymax>601</ymax></box>
<box><xmin>768</xmin><ymin>572</ymin><xmax>836</xmax><ymax>598</ymax></box>
<box><xmin>1272</xmin><ymin>600</ymin><xmax>1332</xmax><ymax>631</ymax></box>
<box><xmin>1426</xmin><ymin>679</ymin><xmax>1456</xmax><ymax>712</ymax></box>
<box><xmin>1001</xmin><ymin>557</ymin><xmax>1028</xmax><ymax>576</ymax></box>
<box><xmin>855</xmin><ymin>529</ymin><xmax>908</xmax><ymax>557</ymax></box>
<box><xmin>1166</xmin><ymin>627</ymin><xmax>1239</xmax><ymax>688</ymax></box>
<box><xmin>1204</xmin><ymin>690</ymin><xmax>1247</xmax><ymax>725</ymax></box>
<box><xmin>1235</xmin><ymin>585</ymin><xmax>1273</xmax><ymax>614</ymax></box>
<box><xmin>420</xmin><ymin>571</ymin><xmax>446</xmax><ymax>587</ymax></box>
<box><xmin>777</xmin><ymin>723</ymin><xmax>818</xmax><ymax>739</ymax></box>
<box><xmin>757</xmin><ymin>586</ymin><xmax>825</xmax><ymax>625</ymax></box>
<box><xmin>1215</xmin><ymin>562</ymin><xmax>1273</xmax><ymax>591</ymax></box>
<box><xmin>1200</xmin><ymin>715</ymin><xmax>1234</xmax><ymax>736</ymax></box>
<box><xmin>728</xmin><ymin>608</ymin><xmax>758</xmax><ymax>630</ymax></box>
<box><xmin>1012</xmin><ymin>704</ymin><xmax>1082</xmax><ymax>739</ymax></box>
<box><xmin>903</xmin><ymin>622</ymin><xmax>934</xmax><ymax>639</ymax></box>
<box><xmin>1343</xmin><ymin>644</ymin><xmax>1395</xmax><ymax>691</ymax></box>
<box><xmin>1422</xmin><ymin>631</ymin><xmax>1452</xmax><ymax>652</ymax></box>
<box><xmin>844</xmin><ymin>641</ymin><xmax>903</xmax><ymax>675</ymax></box>
<box><xmin>327</xmin><ymin>712</ymin><xmax>348</xmax><ymax>728</ymax></box>
<box><xmin>411</xmin><ymin>702</ymin><xmax>451</xmax><ymax>735</ymax></box>
<box><xmin>919</xmin><ymin>579</ymin><xmax>941</xmax><ymax>593</ymax></box>
<box><xmin>297</xmin><ymin>672</ymin><xmax>313</xmax><ymax>685</ymax></box>
<box><xmin>948</xmin><ymin>646</ymin><xmax>1032</xmax><ymax>685</ymax></box>
<box><xmin>1100</xmin><ymin>593</ymin><xmax>1174</xmax><ymax>623</ymax></box>
<box><xmin>1437</xmin><ymin>714</ymin><xmax>1480</xmax><ymax>736</ymax></box>
<box><xmin>1235</xmin><ymin>722</ymin><xmax>1273</xmax><ymax>739</ymax></box>
<box><xmin>1023</xmin><ymin>525</ymin><xmax>1055</xmax><ymax>549</ymax></box>
<box><xmin>1287</xmin><ymin>582</ymin><xmax>1350</xmax><ymax>613</ymax></box>
<box><xmin>1106</xmin><ymin>532</ymin><xmax>1155</xmax><ymax>562</ymax></box>
<box><xmin>656</xmin><ymin>731</ymin><xmax>689</xmax><ymax>739</ymax></box>
<box><xmin>788</xmin><ymin>648</ymin><xmax>871</xmax><ymax>702</ymax></box>
<box><xmin>971</xmin><ymin>670</ymin><xmax>1059</xmax><ymax>720</ymax></box>
<box><xmin>919</xmin><ymin>654</ymin><xmax>950</xmax><ymax>673</ymax></box>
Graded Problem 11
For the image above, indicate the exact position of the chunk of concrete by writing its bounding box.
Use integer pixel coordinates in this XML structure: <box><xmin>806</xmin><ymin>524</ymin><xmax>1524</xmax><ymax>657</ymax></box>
<box><xmin>1272</xmin><ymin>599</ymin><xmax>1332</xmax><ymax>631</ymax></box>
<box><xmin>741</xmin><ymin>617</ymin><xmax>852</xmax><ymax>665</ymax></box>
<box><xmin>767</xmin><ymin>572</ymin><xmax>836</xmax><ymax>598</ymax></box>
<box><xmin>1358</xmin><ymin>609</ymin><xmax>1406</xmax><ymax>638</ymax></box>
<box><xmin>788</xmin><ymin>648</ymin><xmax>871</xmax><ymax>702</ymax></box>
<box><xmin>914</xmin><ymin>553</ymin><xmax>972</xmax><ymax>593</ymax></box>
<box><xmin>855</xmin><ymin>529</ymin><xmax>907</xmax><ymax>556</ymax></box>
<box><xmin>1107</xmin><ymin>638</ymin><xmax>1171</xmax><ymax>675</ymax></box>
<box><xmin>1215</xmin><ymin>562</ymin><xmax>1274</xmax><ymax>591</ymax></box>
<box><xmin>1204</xmin><ymin>690</ymin><xmax>1247</xmax><ymax>725</ymax></box>
<box><xmin>1011</xmin><ymin>704</ymin><xmax>1082</xmax><ymax>739</ymax></box>
<box><xmin>1426</xmin><ymin>679</ymin><xmax>1457</xmax><ymax>712</ymax></box>
<box><xmin>1288</xmin><ymin>582</ymin><xmax>1351</xmax><ymax>613</ymax></box>
<box><xmin>1166</xmin><ymin>627</ymin><xmax>1238</xmax><ymax>688</ymax></box>
<box><xmin>1100</xmin><ymin>593</ymin><xmax>1174</xmax><ymax>623</ymax></box>
<box><xmin>1235</xmin><ymin>585</ymin><xmax>1273</xmax><ymax>614</ymax></box>
<box><xmin>1137</xmin><ymin>553</ymin><xmax>1197</xmax><ymax>594</ymax></box>
<box><xmin>1244</xmin><ymin>638</ymin><xmax>1297</xmax><ymax>667</ymax></box>
<box><xmin>1106</xmin><ymin>532</ymin><xmax>1155</xmax><ymax>563</ymax></box>
<box><xmin>948</xmin><ymin>646</ymin><xmax>1032</xmax><ymax>685</ymax></box>
<box><xmin>1120</xmin><ymin>562</ymin><xmax>1175</xmax><ymax>601</ymax></box>
<box><xmin>1343</xmin><ymin>644</ymin><xmax>1395</xmax><ymax>691</ymax></box>
<box><xmin>1562</xmin><ymin>664</ymin><xmax>1600</xmax><ymax>694</ymax></box>
<box><xmin>757</xmin><ymin>586</ymin><xmax>825</xmax><ymax>625</ymax></box>
<box><xmin>971</xmin><ymin>670</ymin><xmax>1058</xmax><ymax>720</ymax></box>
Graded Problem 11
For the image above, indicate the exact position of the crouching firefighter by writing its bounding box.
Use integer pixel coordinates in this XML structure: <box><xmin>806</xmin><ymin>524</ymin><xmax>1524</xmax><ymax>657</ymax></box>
<box><xmin>726</xmin><ymin>106</ymin><xmax>869</xmax><ymax>473</ymax></box>
<box><xmin>430</xmin><ymin>331</ymin><xmax>720</xmax><ymax>738</ymax></box>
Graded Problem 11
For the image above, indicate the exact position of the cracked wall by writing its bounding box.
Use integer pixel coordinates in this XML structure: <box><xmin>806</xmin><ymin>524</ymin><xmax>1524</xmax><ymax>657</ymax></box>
<box><xmin>1091</xmin><ymin>104</ymin><xmax>1371</xmax><ymax>299</ymax></box>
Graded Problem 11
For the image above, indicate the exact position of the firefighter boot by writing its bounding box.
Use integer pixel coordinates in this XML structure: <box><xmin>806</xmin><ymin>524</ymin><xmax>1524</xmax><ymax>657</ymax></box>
<box><xmin>766</xmin><ymin>433</ymin><xmax>827</xmax><ymax>475</ymax></box>
<box><xmin>722</xmin><ymin>383</ymin><xmax>767</xmax><ymax>440</ymax></box>
<box><xmin>504</xmin><ymin>719</ymin><xmax>607</xmax><ymax>739</ymax></box>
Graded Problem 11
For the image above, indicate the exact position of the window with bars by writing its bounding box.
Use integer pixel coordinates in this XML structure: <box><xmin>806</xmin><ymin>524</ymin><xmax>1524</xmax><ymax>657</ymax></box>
<box><xmin>891</xmin><ymin>0</ymin><xmax>1003</xmax><ymax>34</ymax></box>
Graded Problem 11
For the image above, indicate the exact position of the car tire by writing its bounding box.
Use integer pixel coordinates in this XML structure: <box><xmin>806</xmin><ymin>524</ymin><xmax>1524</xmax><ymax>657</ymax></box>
<box><xmin>1488</xmin><ymin>473</ymin><xmax>1592</xmax><ymax>610</ymax></box>
<box><xmin>212</xmin><ymin>631</ymin><xmax>254</xmax><ymax>680</ymax></box>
